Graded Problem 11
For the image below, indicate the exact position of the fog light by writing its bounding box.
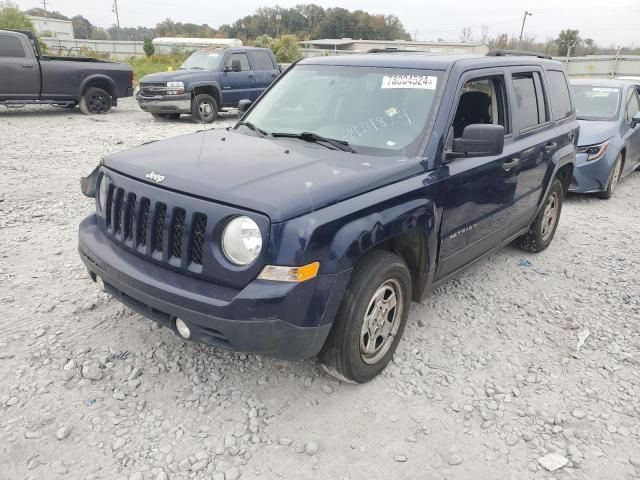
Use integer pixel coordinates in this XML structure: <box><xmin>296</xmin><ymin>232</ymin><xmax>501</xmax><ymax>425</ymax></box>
<box><xmin>175</xmin><ymin>318</ymin><xmax>191</xmax><ymax>339</ymax></box>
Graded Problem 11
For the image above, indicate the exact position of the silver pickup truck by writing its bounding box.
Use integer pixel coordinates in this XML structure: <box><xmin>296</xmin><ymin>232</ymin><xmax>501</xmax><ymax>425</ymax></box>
<box><xmin>0</xmin><ymin>29</ymin><xmax>133</xmax><ymax>114</ymax></box>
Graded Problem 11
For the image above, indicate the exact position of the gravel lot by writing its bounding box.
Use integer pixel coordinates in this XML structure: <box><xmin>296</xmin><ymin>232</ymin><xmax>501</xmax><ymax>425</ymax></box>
<box><xmin>1</xmin><ymin>98</ymin><xmax>639</xmax><ymax>480</ymax></box>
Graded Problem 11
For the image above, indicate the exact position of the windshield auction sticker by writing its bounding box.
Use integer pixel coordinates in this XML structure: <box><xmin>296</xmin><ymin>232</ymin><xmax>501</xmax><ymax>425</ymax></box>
<box><xmin>381</xmin><ymin>75</ymin><xmax>437</xmax><ymax>90</ymax></box>
<box><xmin>592</xmin><ymin>87</ymin><xmax>619</xmax><ymax>92</ymax></box>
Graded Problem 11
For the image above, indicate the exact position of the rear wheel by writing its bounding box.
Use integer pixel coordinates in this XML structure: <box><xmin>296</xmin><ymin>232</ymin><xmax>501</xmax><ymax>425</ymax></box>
<box><xmin>516</xmin><ymin>178</ymin><xmax>564</xmax><ymax>253</ymax></box>
<box><xmin>319</xmin><ymin>250</ymin><xmax>412</xmax><ymax>384</ymax></box>
<box><xmin>79</xmin><ymin>87</ymin><xmax>112</xmax><ymax>115</ymax></box>
<box><xmin>191</xmin><ymin>94</ymin><xmax>218</xmax><ymax>123</ymax></box>
<box><xmin>597</xmin><ymin>153</ymin><xmax>623</xmax><ymax>199</ymax></box>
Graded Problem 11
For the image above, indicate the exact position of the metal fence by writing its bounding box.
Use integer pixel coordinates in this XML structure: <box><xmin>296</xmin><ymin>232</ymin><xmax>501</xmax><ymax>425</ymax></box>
<box><xmin>39</xmin><ymin>38</ymin><xmax>640</xmax><ymax>79</ymax></box>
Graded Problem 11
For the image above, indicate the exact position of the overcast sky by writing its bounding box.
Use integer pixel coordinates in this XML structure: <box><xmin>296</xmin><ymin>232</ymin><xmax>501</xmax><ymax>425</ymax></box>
<box><xmin>14</xmin><ymin>0</ymin><xmax>640</xmax><ymax>46</ymax></box>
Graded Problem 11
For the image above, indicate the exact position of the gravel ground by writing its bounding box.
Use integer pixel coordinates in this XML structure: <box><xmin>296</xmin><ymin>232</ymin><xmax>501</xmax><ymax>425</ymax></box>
<box><xmin>1</xmin><ymin>98</ymin><xmax>640</xmax><ymax>480</ymax></box>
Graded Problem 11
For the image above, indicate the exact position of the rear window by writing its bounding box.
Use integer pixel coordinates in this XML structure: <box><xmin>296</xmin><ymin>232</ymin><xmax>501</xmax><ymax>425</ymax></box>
<box><xmin>0</xmin><ymin>35</ymin><xmax>26</xmax><ymax>58</ymax></box>
<box><xmin>547</xmin><ymin>70</ymin><xmax>573</xmax><ymax>120</ymax></box>
<box><xmin>512</xmin><ymin>72</ymin><xmax>548</xmax><ymax>131</ymax></box>
<box><xmin>251</xmin><ymin>51</ymin><xmax>274</xmax><ymax>71</ymax></box>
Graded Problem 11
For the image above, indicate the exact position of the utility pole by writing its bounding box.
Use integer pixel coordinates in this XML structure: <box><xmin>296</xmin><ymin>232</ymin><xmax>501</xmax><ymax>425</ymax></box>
<box><xmin>112</xmin><ymin>0</ymin><xmax>121</xmax><ymax>38</ymax></box>
<box><xmin>41</xmin><ymin>0</ymin><xmax>48</xmax><ymax>14</ymax></box>
<box><xmin>275</xmin><ymin>5</ymin><xmax>281</xmax><ymax>38</ymax></box>
<box><xmin>519</xmin><ymin>11</ymin><xmax>532</xmax><ymax>45</ymax></box>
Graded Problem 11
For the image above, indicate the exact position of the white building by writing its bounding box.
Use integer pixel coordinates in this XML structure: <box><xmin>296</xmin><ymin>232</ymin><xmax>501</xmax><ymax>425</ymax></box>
<box><xmin>28</xmin><ymin>15</ymin><xmax>74</xmax><ymax>39</ymax></box>
<box><xmin>299</xmin><ymin>38</ymin><xmax>488</xmax><ymax>57</ymax></box>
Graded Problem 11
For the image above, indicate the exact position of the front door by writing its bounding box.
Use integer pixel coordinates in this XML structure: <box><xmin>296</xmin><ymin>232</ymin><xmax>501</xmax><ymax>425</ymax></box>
<box><xmin>622</xmin><ymin>85</ymin><xmax>640</xmax><ymax>172</ymax></box>
<box><xmin>219</xmin><ymin>52</ymin><xmax>256</xmax><ymax>105</ymax></box>
<box><xmin>436</xmin><ymin>72</ymin><xmax>523</xmax><ymax>280</ymax></box>
<box><xmin>0</xmin><ymin>33</ymin><xmax>39</xmax><ymax>98</ymax></box>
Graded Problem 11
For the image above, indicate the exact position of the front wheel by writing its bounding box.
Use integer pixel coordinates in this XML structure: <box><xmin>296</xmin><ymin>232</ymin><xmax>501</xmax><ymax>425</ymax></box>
<box><xmin>515</xmin><ymin>178</ymin><xmax>564</xmax><ymax>253</ymax></box>
<box><xmin>319</xmin><ymin>250</ymin><xmax>412</xmax><ymax>384</ymax></box>
<box><xmin>191</xmin><ymin>94</ymin><xmax>218</xmax><ymax>123</ymax></box>
<box><xmin>79</xmin><ymin>87</ymin><xmax>112</xmax><ymax>115</ymax></box>
<box><xmin>597</xmin><ymin>153</ymin><xmax>623</xmax><ymax>199</ymax></box>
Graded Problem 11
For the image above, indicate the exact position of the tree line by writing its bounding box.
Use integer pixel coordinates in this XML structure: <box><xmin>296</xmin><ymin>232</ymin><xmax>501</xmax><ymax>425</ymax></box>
<box><xmin>16</xmin><ymin>4</ymin><xmax>411</xmax><ymax>43</ymax></box>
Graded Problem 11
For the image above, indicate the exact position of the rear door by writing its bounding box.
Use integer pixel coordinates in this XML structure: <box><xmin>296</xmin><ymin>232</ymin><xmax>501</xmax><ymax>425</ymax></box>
<box><xmin>436</xmin><ymin>69</ymin><xmax>524</xmax><ymax>280</ymax></box>
<box><xmin>622</xmin><ymin>85</ymin><xmax>640</xmax><ymax>172</ymax></box>
<box><xmin>219</xmin><ymin>52</ymin><xmax>256</xmax><ymax>105</ymax></box>
<box><xmin>505</xmin><ymin>67</ymin><xmax>554</xmax><ymax>220</ymax></box>
<box><xmin>0</xmin><ymin>33</ymin><xmax>39</xmax><ymax>99</ymax></box>
<box><xmin>249</xmin><ymin>50</ymin><xmax>279</xmax><ymax>98</ymax></box>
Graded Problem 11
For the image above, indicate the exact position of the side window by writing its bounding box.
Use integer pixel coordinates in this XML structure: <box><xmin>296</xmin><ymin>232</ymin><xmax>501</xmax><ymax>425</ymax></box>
<box><xmin>452</xmin><ymin>75</ymin><xmax>509</xmax><ymax>138</ymax></box>
<box><xmin>0</xmin><ymin>35</ymin><xmax>26</xmax><ymax>58</ymax></box>
<box><xmin>224</xmin><ymin>53</ymin><xmax>250</xmax><ymax>71</ymax></box>
<box><xmin>546</xmin><ymin>70</ymin><xmax>573</xmax><ymax>120</ymax></box>
<box><xmin>511</xmin><ymin>72</ymin><xmax>548</xmax><ymax>131</ymax></box>
<box><xmin>625</xmin><ymin>89</ymin><xmax>640</xmax><ymax>122</ymax></box>
<box><xmin>251</xmin><ymin>51</ymin><xmax>274</xmax><ymax>71</ymax></box>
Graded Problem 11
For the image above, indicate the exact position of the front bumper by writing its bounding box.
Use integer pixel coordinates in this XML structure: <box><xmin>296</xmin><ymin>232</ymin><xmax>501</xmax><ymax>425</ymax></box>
<box><xmin>136</xmin><ymin>93</ymin><xmax>191</xmax><ymax>114</ymax></box>
<box><xmin>78</xmin><ymin>215</ymin><xmax>349</xmax><ymax>360</ymax></box>
<box><xmin>569</xmin><ymin>151</ymin><xmax>615</xmax><ymax>193</ymax></box>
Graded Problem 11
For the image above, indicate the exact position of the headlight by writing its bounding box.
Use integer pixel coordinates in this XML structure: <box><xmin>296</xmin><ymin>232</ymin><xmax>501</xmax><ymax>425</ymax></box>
<box><xmin>98</xmin><ymin>173</ymin><xmax>109</xmax><ymax>212</ymax></box>
<box><xmin>222</xmin><ymin>216</ymin><xmax>262</xmax><ymax>265</ymax></box>
<box><xmin>577</xmin><ymin>141</ymin><xmax>609</xmax><ymax>161</ymax></box>
<box><xmin>166</xmin><ymin>81</ymin><xmax>185</xmax><ymax>95</ymax></box>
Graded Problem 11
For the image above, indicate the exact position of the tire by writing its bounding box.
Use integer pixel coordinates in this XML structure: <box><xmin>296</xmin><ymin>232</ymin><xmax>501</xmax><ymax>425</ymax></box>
<box><xmin>597</xmin><ymin>153</ymin><xmax>623</xmax><ymax>199</ymax></box>
<box><xmin>79</xmin><ymin>87</ymin><xmax>112</xmax><ymax>115</ymax></box>
<box><xmin>191</xmin><ymin>94</ymin><xmax>218</xmax><ymax>123</ymax></box>
<box><xmin>516</xmin><ymin>178</ymin><xmax>564</xmax><ymax>253</ymax></box>
<box><xmin>152</xmin><ymin>113</ymin><xmax>181</xmax><ymax>120</ymax></box>
<box><xmin>319</xmin><ymin>250</ymin><xmax>412</xmax><ymax>384</ymax></box>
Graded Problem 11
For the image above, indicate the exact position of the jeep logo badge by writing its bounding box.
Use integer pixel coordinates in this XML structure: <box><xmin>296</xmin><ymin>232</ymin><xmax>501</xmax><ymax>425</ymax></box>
<box><xmin>145</xmin><ymin>171</ymin><xmax>165</xmax><ymax>184</ymax></box>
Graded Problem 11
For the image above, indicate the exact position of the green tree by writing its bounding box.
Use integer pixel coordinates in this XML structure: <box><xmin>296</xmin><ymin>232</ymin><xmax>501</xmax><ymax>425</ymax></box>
<box><xmin>71</xmin><ymin>15</ymin><xmax>93</xmax><ymax>39</ymax></box>
<box><xmin>271</xmin><ymin>34</ymin><xmax>302</xmax><ymax>63</ymax></box>
<box><xmin>24</xmin><ymin>7</ymin><xmax>69</xmax><ymax>20</ymax></box>
<box><xmin>556</xmin><ymin>29</ymin><xmax>581</xmax><ymax>57</ymax></box>
<box><xmin>0</xmin><ymin>1</ymin><xmax>33</xmax><ymax>30</ymax></box>
<box><xmin>253</xmin><ymin>34</ymin><xmax>274</xmax><ymax>48</ymax></box>
<box><xmin>143</xmin><ymin>36</ymin><xmax>155</xmax><ymax>57</ymax></box>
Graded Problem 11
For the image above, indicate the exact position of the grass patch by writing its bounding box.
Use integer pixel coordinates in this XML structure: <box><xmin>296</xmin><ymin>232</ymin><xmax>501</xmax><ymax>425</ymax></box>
<box><xmin>126</xmin><ymin>53</ymin><xmax>191</xmax><ymax>83</ymax></box>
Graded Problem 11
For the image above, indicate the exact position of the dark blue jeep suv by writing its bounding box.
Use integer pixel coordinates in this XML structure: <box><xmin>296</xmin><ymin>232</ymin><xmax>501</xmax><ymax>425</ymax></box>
<box><xmin>80</xmin><ymin>52</ymin><xmax>578</xmax><ymax>383</ymax></box>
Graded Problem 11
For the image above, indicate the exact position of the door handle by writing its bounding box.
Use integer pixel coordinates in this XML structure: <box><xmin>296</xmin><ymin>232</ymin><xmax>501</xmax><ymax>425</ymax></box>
<box><xmin>544</xmin><ymin>142</ymin><xmax>558</xmax><ymax>153</ymax></box>
<box><xmin>248</xmin><ymin>74</ymin><xmax>255</xmax><ymax>79</ymax></box>
<box><xmin>21</xmin><ymin>64</ymin><xmax>34</xmax><ymax>69</ymax></box>
<box><xmin>502</xmin><ymin>158</ymin><xmax>520</xmax><ymax>172</ymax></box>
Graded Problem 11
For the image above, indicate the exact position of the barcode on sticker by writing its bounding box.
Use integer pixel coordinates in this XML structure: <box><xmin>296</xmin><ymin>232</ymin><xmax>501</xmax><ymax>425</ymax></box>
<box><xmin>592</xmin><ymin>87</ymin><xmax>619</xmax><ymax>92</ymax></box>
<box><xmin>381</xmin><ymin>75</ymin><xmax>437</xmax><ymax>90</ymax></box>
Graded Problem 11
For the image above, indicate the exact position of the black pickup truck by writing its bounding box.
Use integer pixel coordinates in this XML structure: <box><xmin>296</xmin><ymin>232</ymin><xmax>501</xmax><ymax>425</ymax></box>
<box><xmin>0</xmin><ymin>30</ymin><xmax>133</xmax><ymax>114</ymax></box>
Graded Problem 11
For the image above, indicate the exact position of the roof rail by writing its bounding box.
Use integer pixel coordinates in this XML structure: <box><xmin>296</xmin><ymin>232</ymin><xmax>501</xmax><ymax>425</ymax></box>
<box><xmin>487</xmin><ymin>49</ymin><xmax>552</xmax><ymax>60</ymax></box>
<box><xmin>366</xmin><ymin>48</ymin><xmax>421</xmax><ymax>54</ymax></box>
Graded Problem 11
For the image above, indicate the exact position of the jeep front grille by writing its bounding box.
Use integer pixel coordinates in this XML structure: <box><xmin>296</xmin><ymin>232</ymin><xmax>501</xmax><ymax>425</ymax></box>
<box><xmin>105</xmin><ymin>186</ymin><xmax>208</xmax><ymax>269</ymax></box>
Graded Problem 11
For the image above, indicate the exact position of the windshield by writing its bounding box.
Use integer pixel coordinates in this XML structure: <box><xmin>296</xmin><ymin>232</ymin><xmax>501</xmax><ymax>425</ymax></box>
<box><xmin>180</xmin><ymin>50</ymin><xmax>223</xmax><ymax>70</ymax></box>
<box><xmin>571</xmin><ymin>85</ymin><xmax>621</xmax><ymax>121</ymax></box>
<box><xmin>242</xmin><ymin>65</ymin><xmax>442</xmax><ymax>156</ymax></box>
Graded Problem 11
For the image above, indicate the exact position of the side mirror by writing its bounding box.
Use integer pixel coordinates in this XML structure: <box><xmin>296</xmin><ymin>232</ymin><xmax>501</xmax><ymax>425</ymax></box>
<box><xmin>231</xmin><ymin>59</ymin><xmax>242</xmax><ymax>72</ymax></box>
<box><xmin>238</xmin><ymin>99</ymin><xmax>252</xmax><ymax>116</ymax></box>
<box><xmin>631</xmin><ymin>112</ymin><xmax>640</xmax><ymax>129</ymax></box>
<box><xmin>452</xmin><ymin>124</ymin><xmax>505</xmax><ymax>156</ymax></box>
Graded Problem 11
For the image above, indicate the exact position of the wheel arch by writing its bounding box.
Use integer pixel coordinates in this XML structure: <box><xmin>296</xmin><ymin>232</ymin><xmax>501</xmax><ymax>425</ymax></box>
<box><xmin>190</xmin><ymin>82</ymin><xmax>222</xmax><ymax>107</ymax></box>
<box><xmin>77</xmin><ymin>75</ymin><xmax>117</xmax><ymax>101</ymax></box>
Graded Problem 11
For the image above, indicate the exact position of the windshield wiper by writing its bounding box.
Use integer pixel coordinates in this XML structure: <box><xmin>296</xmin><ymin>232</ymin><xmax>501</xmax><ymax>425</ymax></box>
<box><xmin>236</xmin><ymin>121</ymin><xmax>268</xmax><ymax>137</ymax></box>
<box><xmin>271</xmin><ymin>132</ymin><xmax>355</xmax><ymax>153</ymax></box>
<box><xmin>189</xmin><ymin>66</ymin><xmax>205</xmax><ymax>70</ymax></box>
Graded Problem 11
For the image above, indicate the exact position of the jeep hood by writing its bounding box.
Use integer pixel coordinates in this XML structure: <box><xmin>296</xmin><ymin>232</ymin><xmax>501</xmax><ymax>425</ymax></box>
<box><xmin>577</xmin><ymin>119</ymin><xmax>617</xmax><ymax>147</ymax></box>
<box><xmin>102</xmin><ymin>129</ymin><xmax>425</xmax><ymax>222</ymax></box>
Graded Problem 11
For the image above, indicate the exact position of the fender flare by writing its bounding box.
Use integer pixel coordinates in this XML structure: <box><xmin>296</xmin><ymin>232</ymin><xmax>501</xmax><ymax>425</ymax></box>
<box><xmin>77</xmin><ymin>75</ymin><xmax>117</xmax><ymax>101</ymax></box>
<box><xmin>189</xmin><ymin>81</ymin><xmax>222</xmax><ymax>104</ymax></box>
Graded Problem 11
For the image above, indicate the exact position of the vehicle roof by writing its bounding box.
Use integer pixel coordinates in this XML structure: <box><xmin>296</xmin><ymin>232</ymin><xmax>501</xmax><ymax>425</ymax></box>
<box><xmin>571</xmin><ymin>78</ymin><xmax>638</xmax><ymax>87</ymax></box>
<box><xmin>298</xmin><ymin>53</ymin><xmax>564</xmax><ymax>71</ymax></box>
